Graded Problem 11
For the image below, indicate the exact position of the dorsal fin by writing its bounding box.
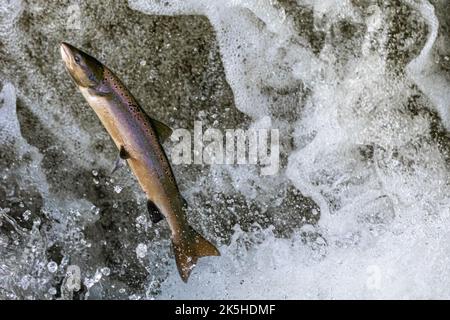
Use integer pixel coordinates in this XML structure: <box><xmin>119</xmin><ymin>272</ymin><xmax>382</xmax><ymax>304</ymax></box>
<box><xmin>138</xmin><ymin>103</ymin><xmax>173</xmax><ymax>142</ymax></box>
<box><xmin>150</xmin><ymin>118</ymin><xmax>173</xmax><ymax>143</ymax></box>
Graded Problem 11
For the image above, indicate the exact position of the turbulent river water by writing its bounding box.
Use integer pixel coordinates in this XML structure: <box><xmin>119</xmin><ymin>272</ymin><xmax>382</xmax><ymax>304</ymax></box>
<box><xmin>0</xmin><ymin>0</ymin><xmax>449</xmax><ymax>299</ymax></box>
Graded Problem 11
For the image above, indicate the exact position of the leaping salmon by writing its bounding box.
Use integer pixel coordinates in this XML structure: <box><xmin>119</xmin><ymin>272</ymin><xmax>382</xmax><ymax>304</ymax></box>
<box><xmin>60</xmin><ymin>42</ymin><xmax>220</xmax><ymax>282</ymax></box>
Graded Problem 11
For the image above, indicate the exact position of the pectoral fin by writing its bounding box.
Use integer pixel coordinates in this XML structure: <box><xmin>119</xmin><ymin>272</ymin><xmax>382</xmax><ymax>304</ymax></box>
<box><xmin>119</xmin><ymin>145</ymin><xmax>130</xmax><ymax>159</ymax></box>
<box><xmin>111</xmin><ymin>146</ymin><xmax>130</xmax><ymax>174</ymax></box>
<box><xmin>147</xmin><ymin>200</ymin><xmax>164</xmax><ymax>224</ymax></box>
<box><xmin>150</xmin><ymin>118</ymin><xmax>173</xmax><ymax>143</ymax></box>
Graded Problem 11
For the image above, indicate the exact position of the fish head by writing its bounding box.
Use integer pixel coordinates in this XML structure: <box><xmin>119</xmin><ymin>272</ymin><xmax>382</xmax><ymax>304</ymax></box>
<box><xmin>60</xmin><ymin>42</ymin><xmax>104</xmax><ymax>88</ymax></box>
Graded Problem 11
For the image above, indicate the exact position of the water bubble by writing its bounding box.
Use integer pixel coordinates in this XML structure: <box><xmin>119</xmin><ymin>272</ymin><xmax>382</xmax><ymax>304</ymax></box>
<box><xmin>22</xmin><ymin>210</ymin><xmax>31</xmax><ymax>221</ymax></box>
<box><xmin>33</xmin><ymin>218</ymin><xmax>41</xmax><ymax>226</ymax></box>
<box><xmin>140</xmin><ymin>60</ymin><xmax>147</xmax><ymax>66</ymax></box>
<box><xmin>47</xmin><ymin>261</ymin><xmax>58</xmax><ymax>273</ymax></box>
<box><xmin>136</xmin><ymin>214</ymin><xmax>147</xmax><ymax>225</ymax></box>
<box><xmin>84</xmin><ymin>277</ymin><xmax>95</xmax><ymax>289</ymax></box>
<box><xmin>90</xmin><ymin>205</ymin><xmax>100</xmax><ymax>215</ymax></box>
<box><xmin>92</xmin><ymin>170</ymin><xmax>98</xmax><ymax>176</ymax></box>
<box><xmin>19</xmin><ymin>275</ymin><xmax>31</xmax><ymax>290</ymax></box>
<box><xmin>48</xmin><ymin>287</ymin><xmax>57</xmax><ymax>295</ymax></box>
<box><xmin>94</xmin><ymin>270</ymin><xmax>102</xmax><ymax>282</ymax></box>
<box><xmin>101</xmin><ymin>267</ymin><xmax>111</xmax><ymax>276</ymax></box>
<box><xmin>93</xmin><ymin>178</ymin><xmax>99</xmax><ymax>185</ymax></box>
<box><xmin>114</xmin><ymin>185</ymin><xmax>123</xmax><ymax>194</ymax></box>
<box><xmin>136</xmin><ymin>243</ymin><xmax>148</xmax><ymax>258</ymax></box>
<box><xmin>64</xmin><ymin>265</ymin><xmax>81</xmax><ymax>292</ymax></box>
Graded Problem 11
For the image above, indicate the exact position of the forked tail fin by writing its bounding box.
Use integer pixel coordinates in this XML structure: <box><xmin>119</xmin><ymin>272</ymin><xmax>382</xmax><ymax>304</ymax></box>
<box><xmin>172</xmin><ymin>227</ymin><xmax>220</xmax><ymax>282</ymax></box>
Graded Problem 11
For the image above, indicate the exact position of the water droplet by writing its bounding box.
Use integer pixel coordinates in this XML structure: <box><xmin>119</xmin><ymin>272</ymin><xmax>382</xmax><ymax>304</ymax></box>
<box><xmin>101</xmin><ymin>267</ymin><xmax>111</xmax><ymax>276</ymax></box>
<box><xmin>94</xmin><ymin>270</ymin><xmax>102</xmax><ymax>282</ymax></box>
<box><xmin>91</xmin><ymin>206</ymin><xmax>100</xmax><ymax>215</ymax></box>
<box><xmin>136</xmin><ymin>243</ymin><xmax>148</xmax><ymax>258</ymax></box>
<box><xmin>20</xmin><ymin>275</ymin><xmax>31</xmax><ymax>290</ymax></box>
<box><xmin>114</xmin><ymin>185</ymin><xmax>123</xmax><ymax>194</ymax></box>
<box><xmin>48</xmin><ymin>287</ymin><xmax>57</xmax><ymax>295</ymax></box>
<box><xmin>136</xmin><ymin>215</ymin><xmax>147</xmax><ymax>225</ymax></box>
<box><xmin>47</xmin><ymin>261</ymin><xmax>58</xmax><ymax>273</ymax></box>
<box><xmin>22</xmin><ymin>209</ymin><xmax>31</xmax><ymax>221</ymax></box>
<box><xmin>84</xmin><ymin>277</ymin><xmax>95</xmax><ymax>289</ymax></box>
<box><xmin>92</xmin><ymin>170</ymin><xmax>98</xmax><ymax>176</ymax></box>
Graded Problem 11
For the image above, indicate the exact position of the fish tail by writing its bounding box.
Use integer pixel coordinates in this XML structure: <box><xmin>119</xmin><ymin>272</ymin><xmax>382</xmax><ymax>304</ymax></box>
<box><xmin>172</xmin><ymin>227</ymin><xmax>220</xmax><ymax>283</ymax></box>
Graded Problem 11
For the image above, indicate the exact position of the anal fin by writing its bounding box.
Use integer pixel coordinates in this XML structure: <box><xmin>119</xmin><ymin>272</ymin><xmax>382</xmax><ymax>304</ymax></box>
<box><xmin>147</xmin><ymin>200</ymin><xmax>164</xmax><ymax>224</ymax></box>
<box><xmin>182</xmin><ymin>197</ymin><xmax>188</xmax><ymax>209</ymax></box>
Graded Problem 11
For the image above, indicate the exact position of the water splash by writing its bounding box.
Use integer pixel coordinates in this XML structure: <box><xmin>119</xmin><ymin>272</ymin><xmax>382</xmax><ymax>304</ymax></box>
<box><xmin>129</xmin><ymin>0</ymin><xmax>450</xmax><ymax>299</ymax></box>
<box><xmin>0</xmin><ymin>0</ymin><xmax>448</xmax><ymax>299</ymax></box>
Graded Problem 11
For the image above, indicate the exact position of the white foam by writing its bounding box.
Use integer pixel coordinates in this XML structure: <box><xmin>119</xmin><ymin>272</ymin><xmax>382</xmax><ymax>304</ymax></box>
<box><xmin>130</xmin><ymin>0</ymin><xmax>450</xmax><ymax>299</ymax></box>
<box><xmin>406</xmin><ymin>0</ymin><xmax>450</xmax><ymax>130</ymax></box>
<box><xmin>0</xmin><ymin>82</ymin><xmax>102</xmax><ymax>298</ymax></box>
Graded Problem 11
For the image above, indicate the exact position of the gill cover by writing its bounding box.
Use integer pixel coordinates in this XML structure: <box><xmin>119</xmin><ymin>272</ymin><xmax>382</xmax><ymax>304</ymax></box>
<box><xmin>60</xmin><ymin>42</ymin><xmax>104</xmax><ymax>88</ymax></box>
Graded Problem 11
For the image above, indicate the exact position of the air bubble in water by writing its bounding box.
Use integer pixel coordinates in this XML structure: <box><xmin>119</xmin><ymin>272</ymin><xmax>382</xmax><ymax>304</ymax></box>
<box><xmin>90</xmin><ymin>205</ymin><xmax>100</xmax><ymax>215</ymax></box>
<box><xmin>136</xmin><ymin>214</ymin><xmax>147</xmax><ymax>225</ymax></box>
<box><xmin>101</xmin><ymin>267</ymin><xmax>111</xmax><ymax>276</ymax></box>
<box><xmin>47</xmin><ymin>261</ymin><xmax>58</xmax><ymax>273</ymax></box>
<box><xmin>19</xmin><ymin>275</ymin><xmax>31</xmax><ymax>290</ymax></box>
<box><xmin>84</xmin><ymin>277</ymin><xmax>95</xmax><ymax>289</ymax></box>
<box><xmin>136</xmin><ymin>243</ymin><xmax>148</xmax><ymax>258</ymax></box>
<box><xmin>114</xmin><ymin>185</ymin><xmax>123</xmax><ymax>193</ymax></box>
<box><xmin>22</xmin><ymin>209</ymin><xmax>31</xmax><ymax>221</ymax></box>
<box><xmin>94</xmin><ymin>270</ymin><xmax>102</xmax><ymax>282</ymax></box>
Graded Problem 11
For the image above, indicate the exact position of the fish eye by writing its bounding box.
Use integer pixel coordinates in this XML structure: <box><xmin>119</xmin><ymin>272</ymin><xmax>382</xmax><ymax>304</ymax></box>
<box><xmin>74</xmin><ymin>55</ymin><xmax>81</xmax><ymax>64</ymax></box>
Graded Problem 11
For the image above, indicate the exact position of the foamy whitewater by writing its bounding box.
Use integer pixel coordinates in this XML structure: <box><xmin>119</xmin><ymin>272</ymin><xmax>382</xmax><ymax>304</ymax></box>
<box><xmin>0</xmin><ymin>0</ymin><xmax>449</xmax><ymax>299</ymax></box>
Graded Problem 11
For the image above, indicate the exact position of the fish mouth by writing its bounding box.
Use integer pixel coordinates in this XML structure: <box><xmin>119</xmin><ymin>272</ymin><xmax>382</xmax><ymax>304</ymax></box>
<box><xmin>60</xmin><ymin>42</ymin><xmax>73</xmax><ymax>65</ymax></box>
